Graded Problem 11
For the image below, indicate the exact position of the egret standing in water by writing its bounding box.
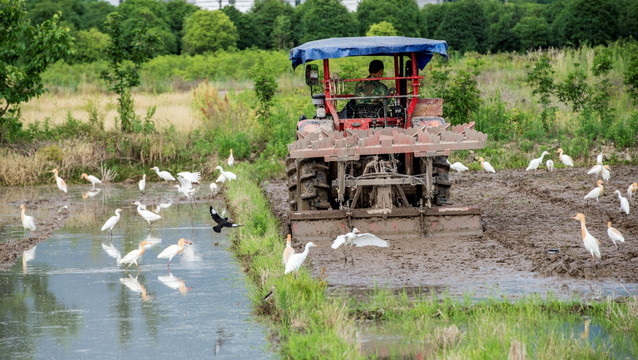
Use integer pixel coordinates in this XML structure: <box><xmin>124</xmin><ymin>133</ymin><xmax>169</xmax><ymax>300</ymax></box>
<box><xmin>50</xmin><ymin>168</ymin><xmax>67</xmax><ymax>193</ymax></box>
<box><xmin>157</xmin><ymin>238</ymin><xmax>192</xmax><ymax>269</ymax></box>
<box><xmin>20</xmin><ymin>204</ymin><xmax>36</xmax><ymax>238</ymax></box>
<box><xmin>80</xmin><ymin>173</ymin><xmax>102</xmax><ymax>189</ymax></box>
<box><xmin>139</xmin><ymin>174</ymin><xmax>146</xmax><ymax>193</ymax></box>
<box><xmin>284</xmin><ymin>242</ymin><xmax>318</xmax><ymax>274</ymax></box>
<box><xmin>117</xmin><ymin>240</ymin><xmax>151</xmax><ymax>270</ymax></box>
<box><xmin>101</xmin><ymin>208</ymin><xmax>122</xmax><ymax>238</ymax></box>
<box><xmin>151</xmin><ymin>166</ymin><xmax>176</xmax><ymax>181</ymax></box>
<box><xmin>133</xmin><ymin>201</ymin><xmax>162</xmax><ymax>229</ymax></box>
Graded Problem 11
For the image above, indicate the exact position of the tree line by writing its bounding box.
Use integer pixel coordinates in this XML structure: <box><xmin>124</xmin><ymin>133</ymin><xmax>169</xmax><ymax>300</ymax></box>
<box><xmin>22</xmin><ymin>0</ymin><xmax>638</xmax><ymax>62</ymax></box>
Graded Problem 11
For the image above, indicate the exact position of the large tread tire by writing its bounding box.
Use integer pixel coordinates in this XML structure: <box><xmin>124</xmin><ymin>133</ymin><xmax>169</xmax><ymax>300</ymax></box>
<box><xmin>287</xmin><ymin>157</ymin><xmax>331</xmax><ymax>211</ymax></box>
<box><xmin>432</xmin><ymin>156</ymin><xmax>451</xmax><ymax>206</ymax></box>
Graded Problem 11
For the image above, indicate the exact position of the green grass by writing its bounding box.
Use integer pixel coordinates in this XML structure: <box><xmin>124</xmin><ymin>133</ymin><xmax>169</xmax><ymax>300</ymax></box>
<box><xmin>223</xmin><ymin>163</ymin><xmax>638</xmax><ymax>359</ymax></box>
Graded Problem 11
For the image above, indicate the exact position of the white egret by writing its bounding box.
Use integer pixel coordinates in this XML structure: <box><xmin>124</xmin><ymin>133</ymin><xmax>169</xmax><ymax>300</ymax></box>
<box><xmin>546</xmin><ymin>159</ymin><xmax>554</xmax><ymax>172</ymax></box>
<box><xmin>556</xmin><ymin>148</ymin><xmax>574</xmax><ymax>167</ymax></box>
<box><xmin>601</xmin><ymin>165</ymin><xmax>611</xmax><ymax>182</ymax></box>
<box><xmin>101</xmin><ymin>208</ymin><xmax>122</xmax><ymax>237</ymax></box>
<box><xmin>50</xmin><ymin>168</ymin><xmax>67</xmax><ymax>193</ymax></box>
<box><xmin>596</xmin><ymin>153</ymin><xmax>604</xmax><ymax>165</ymax></box>
<box><xmin>449</xmin><ymin>161</ymin><xmax>468</xmax><ymax>173</ymax></box>
<box><xmin>80</xmin><ymin>173</ymin><xmax>102</xmax><ymax>189</ymax></box>
<box><xmin>151</xmin><ymin>166</ymin><xmax>175</xmax><ymax>181</ymax></box>
<box><xmin>215</xmin><ymin>166</ymin><xmax>237</xmax><ymax>183</ymax></box>
<box><xmin>139</xmin><ymin>174</ymin><xmax>146</xmax><ymax>193</ymax></box>
<box><xmin>132</xmin><ymin>201</ymin><xmax>162</xmax><ymax>228</ymax></box>
<box><xmin>526</xmin><ymin>151</ymin><xmax>550</xmax><ymax>171</ymax></box>
<box><xmin>20</xmin><ymin>204</ymin><xmax>36</xmax><ymax>237</ymax></box>
<box><xmin>175</xmin><ymin>176</ymin><xmax>196</xmax><ymax>199</ymax></box>
<box><xmin>584</xmin><ymin>180</ymin><xmax>604</xmax><ymax>202</ymax></box>
<box><xmin>331</xmin><ymin>228</ymin><xmax>389</xmax><ymax>249</ymax></box>
<box><xmin>117</xmin><ymin>240</ymin><xmax>150</xmax><ymax>270</ymax></box>
<box><xmin>478</xmin><ymin>157</ymin><xmax>495</xmax><ymax>173</ymax></box>
<box><xmin>157</xmin><ymin>238</ymin><xmax>192</xmax><ymax>268</ymax></box>
<box><xmin>284</xmin><ymin>242</ymin><xmax>318</xmax><ymax>274</ymax></box>
<box><xmin>607</xmin><ymin>222</ymin><xmax>625</xmax><ymax>250</ymax></box>
<box><xmin>209</xmin><ymin>182</ymin><xmax>219</xmax><ymax>195</ymax></box>
<box><xmin>153</xmin><ymin>200</ymin><xmax>173</xmax><ymax>214</ymax></box>
<box><xmin>587</xmin><ymin>164</ymin><xmax>603</xmax><ymax>176</ymax></box>
<box><xmin>628</xmin><ymin>182</ymin><xmax>638</xmax><ymax>203</ymax></box>
<box><xmin>572</xmin><ymin>213</ymin><xmax>601</xmax><ymax>264</ymax></box>
<box><xmin>613</xmin><ymin>190</ymin><xmax>630</xmax><ymax>215</ymax></box>
<box><xmin>228</xmin><ymin>149</ymin><xmax>234</xmax><ymax>167</ymax></box>
<box><xmin>177</xmin><ymin>171</ymin><xmax>201</xmax><ymax>184</ymax></box>
<box><xmin>282</xmin><ymin>234</ymin><xmax>294</xmax><ymax>265</ymax></box>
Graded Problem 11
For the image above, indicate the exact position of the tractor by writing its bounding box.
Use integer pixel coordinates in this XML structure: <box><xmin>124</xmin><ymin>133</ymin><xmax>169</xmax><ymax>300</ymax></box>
<box><xmin>286</xmin><ymin>36</ymin><xmax>487</xmax><ymax>241</ymax></box>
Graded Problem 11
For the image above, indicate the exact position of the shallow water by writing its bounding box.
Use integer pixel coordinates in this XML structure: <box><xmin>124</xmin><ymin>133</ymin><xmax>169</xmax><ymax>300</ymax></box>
<box><xmin>0</xmin><ymin>184</ymin><xmax>273</xmax><ymax>359</ymax></box>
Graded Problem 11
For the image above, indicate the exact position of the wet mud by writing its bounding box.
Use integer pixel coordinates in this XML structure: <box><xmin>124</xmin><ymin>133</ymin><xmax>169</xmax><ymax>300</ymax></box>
<box><xmin>264</xmin><ymin>166</ymin><xmax>638</xmax><ymax>296</ymax></box>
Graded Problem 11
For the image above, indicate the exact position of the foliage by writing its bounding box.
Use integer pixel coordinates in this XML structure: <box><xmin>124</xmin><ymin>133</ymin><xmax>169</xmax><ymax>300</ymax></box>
<box><xmin>245</xmin><ymin>0</ymin><xmax>294</xmax><ymax>50</ymax></box>
<box><xmin>366</xmin><ymin>21</ymin><xmax>398</xmax><ymax>37</ymax></box>
<box><xmin>70</xmin><ymin>27</ymin><xmax>110</xmax><ymax>63</ymax></box>
<box><xmin>298</xmin><ymin>0</ymin><xmax>354</xmax><ymax>43</ymax></box>
<box><xmin>434</xmin><ymin>0</ymin><xmax>488</xmax><ymax>53</ymax></box>
<box><xmin>526</xmin><ymin>53</ymin><xmax>555</xmax><ymax>131</ymax></box>
<box><xmin>556</xmin><ymin>0</ymin><xmax>619</xmax><ymax>47</ymax></box>
<box><xmin>0</xmin><ymin>0</ymin><xmax>72</xmax><ymax>142</ymax></box>
<box><xmin>430</xmin><ymin>59</ymin><xmax>482</xmax><ymax>125</ymax></box>
<box><xmin>271</xmin><ymin>14</ymin><xmax>292</xmax><ymax>50</ymax></box>
<box><xmin>100</xmin><ymin>11</ymin><xmax>158</xmax><ymax>132</ymax></box>
<box><xmin>182</xmin><ymin>10</ymin><xmax>237</xmax><ymax>55</ymax></box>
<box><xmin>624</xmin><ymin>43</ymin><xmax>638</xmax><ymax>103</ymax></box>
<box><xmin>118</xmin><ymin>0</ymin><xmax>176</xmax><ymax>56</ymax></box>
<box><xmin>252</xmin><ymin>69</ymin><xmax>278</xmax><ymax>125</ymax></box>
<box><xmin>356</xmin><ymin>0</ymin><xmax>420</xmax><ymax>37</ymax></box>
<box><xmin>164</xmin><ymin>0</ymin><xmax>198</xmax><ymax>54</ymax></box>
<box><xmin>513</xmin><ymin>15</ymin><xmax>551</xmax><ymax>51</ymax></box>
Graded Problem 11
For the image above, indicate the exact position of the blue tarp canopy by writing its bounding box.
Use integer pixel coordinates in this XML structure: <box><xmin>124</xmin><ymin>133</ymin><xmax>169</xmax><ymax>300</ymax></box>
<box><xmin>289</xmin><ymin>36</ymin><xmax>448</xmax><ymax>70</ymax></box>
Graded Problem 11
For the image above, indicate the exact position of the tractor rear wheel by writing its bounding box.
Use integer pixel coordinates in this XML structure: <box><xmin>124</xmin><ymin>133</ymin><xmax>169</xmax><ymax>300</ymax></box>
<box><xmin>432</xmin><ymin>156</ymin><xmax>451</xmax><ymax>206</ymax></box>
<box><xmin>286</xmin><ymin>157</ymin><xmax>331</xmax><ymax>211</ymax></box>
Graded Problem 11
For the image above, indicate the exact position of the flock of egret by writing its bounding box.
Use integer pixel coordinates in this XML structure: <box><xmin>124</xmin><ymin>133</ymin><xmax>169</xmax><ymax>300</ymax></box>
<box><xmin>19</xmin><ymin>150</ymin><xmax>238</xmax><ymax>277</ymax></box>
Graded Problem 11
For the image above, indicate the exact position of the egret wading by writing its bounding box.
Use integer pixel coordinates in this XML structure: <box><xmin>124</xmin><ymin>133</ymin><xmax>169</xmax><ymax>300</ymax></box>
<box><xmin>50</xmin><ymin>168</ymin><xmax>67</xmax><ymax>193</ymax></box>
<box><xmin>20</xmin><ymin>204</ymin><xmax>36</xmax><ymax>238</ymax></box>
<box><xmin>133</xmin><ymin>201</ymin><xmax>162</xmax><ymax>229</ymax></box>
<box><xmin>81</xmin><ymin>173</ymin><xmax>102</xmax><ymax>189</ymax></box>
<box><xmin>157</xmin><ymin>238</ymin><xmax>192</xmax><ymax>269</ymax></box>
<box><xmin>151</xmin><ymin>166</ymin><xmax>175</xmax><ymax>181</ymax></box>
<box><xmin>118</xmin><ymin>240</ymin><xmax>151</xmax><ymax>270</ymax></box>
<box><xmin>139</xmin><ymin>174</ymin><xmax>146</xmax><ymax>193</ymax></box>
<box><xmin>101</xmin><ymin>208</ymin><xmax>122</xmax><ymax>238</ymax></box>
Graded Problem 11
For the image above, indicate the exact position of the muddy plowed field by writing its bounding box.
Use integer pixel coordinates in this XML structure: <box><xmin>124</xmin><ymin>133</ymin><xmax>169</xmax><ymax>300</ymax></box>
<box><xmin>265</xmin><ymin>166</ymin><xmax>638</xmax><ymax>298</ymax></box>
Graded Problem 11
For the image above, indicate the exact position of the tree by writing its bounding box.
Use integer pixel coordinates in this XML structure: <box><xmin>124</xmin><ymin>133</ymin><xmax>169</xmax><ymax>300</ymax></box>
<box><xmin>434</xmin><ymin>0</ymin><xmax>488</xmax><ymax>53</ymax></box>
<box><xmin>71</xmin><ymin>28</ymin><xmax>110</xmax><ymax>63</ymax></box>
<box><xmin>366</xmin><ymin>21</ymin><xmax>398</xmax><ymax>37</ymax></box>
<box><xmin>299</xmin><ymin>0</ymin><xmax>353</xmax><ymax>43</ymax></box>
<box><xmin>100</xmin><ymin>12</ymin><xmax>158</xmax><ymax>132</ymax></box>
<box><xmin>271</xmin><ymin>14</ymin><xmax>292</xmax><ymax>50</ymax></box>
<box><xmin>165</xmin><ymin>0</ymin><xmax>199</xmax><ymax>54</ymax></box>
<box><xmin>554</xmin><ymin>0</ymin><xmax>619</xmax><ymax>47</ymax></box>
<box><xmin>513</xmin><ymin>15</ymin><xmax>551</xmax><ymax>51</ymax></box>
<box><xmin>118</xmin><ymin>0</ymin><xmax>176</xmax><ymax>55</ymax></box>
<box><xmin>0</xmin><ymin>0</ymin><xmax>72</xmax><ymax>141</ymax></box>
<box><xmin>357</xmin><ymin>0</ymin><xmax>420</xmax><ymax>37</ymax></box>
<box><xmin>246</xmin><ymin>0</ymin><xmax>294</xmax><ymax>49</ymax></box>
<box><xmin>420</xmin><ymin>3</ymin><xmax>448</xmax><ymax>38</ymax></box>
<box><xmin>222</xmin><ymin>5</ymin><xmax>255</xmax><ymax>50</ymax></box>
<box><xmin>183</xmin><ymin>10</ymin><xmax>237</xmax><ymax>55</ymax></box>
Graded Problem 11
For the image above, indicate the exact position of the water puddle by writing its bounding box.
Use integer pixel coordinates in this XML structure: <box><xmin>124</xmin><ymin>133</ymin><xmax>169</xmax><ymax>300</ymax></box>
<box><xmin>0</xmin><ymin>184</ymin><xmax>272</xmax><ymax>359</ymax></box>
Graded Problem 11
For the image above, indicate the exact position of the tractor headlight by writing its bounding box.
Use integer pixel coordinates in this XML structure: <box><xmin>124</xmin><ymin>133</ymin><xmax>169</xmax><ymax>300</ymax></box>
<box><xmin>316</xmin><ymin>106</ymin><xmax>326</xmax><ymax>118</ymax></box>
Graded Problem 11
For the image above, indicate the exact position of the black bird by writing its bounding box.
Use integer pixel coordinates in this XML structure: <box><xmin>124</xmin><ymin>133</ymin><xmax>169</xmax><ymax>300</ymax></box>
<box><xmin>209</xmin><ymin>206</ymin><xmax>242</xmax><ymax>233</ymax></box>
<box><xmin>263</xmin><ymin>284</ymin><xmax>275</xmax><ymax>302</ymax></box>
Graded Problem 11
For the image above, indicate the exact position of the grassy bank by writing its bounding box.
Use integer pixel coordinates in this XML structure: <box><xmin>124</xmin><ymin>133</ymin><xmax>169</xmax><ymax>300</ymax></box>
<box><xmin>224</xmin><ymin>163</ymin><xmax>638</xmax><ymax>359</ymax></box>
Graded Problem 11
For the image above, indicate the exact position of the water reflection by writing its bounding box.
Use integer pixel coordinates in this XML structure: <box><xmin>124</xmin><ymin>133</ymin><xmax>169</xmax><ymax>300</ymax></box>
<box><xmin>0</xmin><ymin>184</ymin><xmax>272</xmax><ymax>359</ymax></box>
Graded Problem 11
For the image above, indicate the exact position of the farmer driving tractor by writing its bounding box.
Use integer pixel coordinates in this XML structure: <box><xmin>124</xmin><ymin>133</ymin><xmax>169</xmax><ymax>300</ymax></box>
<box><xmin>354</xmin><ymin>59</ymin><xmax>388</xmax><ymax>104</ymax></box>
